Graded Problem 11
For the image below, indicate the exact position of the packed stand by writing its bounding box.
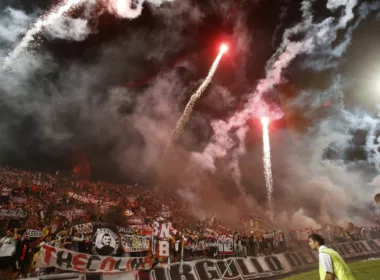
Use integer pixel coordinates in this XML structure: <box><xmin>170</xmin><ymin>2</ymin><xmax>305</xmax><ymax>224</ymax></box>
<box><xmin>0</xmin><ymin>166</ymin><xmax>380</xmax><ymax>278</ymax></box>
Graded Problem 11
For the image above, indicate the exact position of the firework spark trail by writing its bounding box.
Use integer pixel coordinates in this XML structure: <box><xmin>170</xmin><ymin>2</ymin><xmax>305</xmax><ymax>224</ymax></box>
<box><xmin>4</xmin><ymin>0</ymin><xmax>84</xmax><ymax>68</ymax></box>
<box><xmin>261</xmin><ymin>117</ymin><xmax>273</xmax><ymax>207</ymax></box>
<box><xmin>4</xmin><ymin>0</ymin><xmax>176</xmax><ymax>68</ymax></box>
<box><xmin>195</xmin><ymin>0</ymin><xmax>371</xmax><ymax>182</ymax></box>
<box><xmin>171</xmin><ymin>46</ymin><xmax>227</xmax><ymax>144</ymax></box>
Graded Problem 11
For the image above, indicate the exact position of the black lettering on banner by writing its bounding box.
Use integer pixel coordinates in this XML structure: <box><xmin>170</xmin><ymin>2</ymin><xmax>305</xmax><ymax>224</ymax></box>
<box><xmin>235</xmin><ymin>258</ymin><xmax>257</xmax><ymax>278</ymax></box>
<box><xmin>297</xmin><ymin>252</ymin><xmax>316</xmax><ymax>266</ymax></box>
<box><xmin>249</xmin><ymin>258</ymin><xmax>270</xmax><ymax>275</ymax></box>
<box><xmin>56</xmin><ymin>251</ymin><xmax>73</xmax><ymax>269</ymax></box>
<box><xmin>131</xmin><ymin>257</ymin><xmax>144</xmax><ymax>270</ymax></box>
<box><xmin>216</xmin><ymin>260</ymin><xmax>240</xmax><ymax>279</ymax></box>
<box><xmin>169</xmin><ymin>264</ymin><xmax>196</xmax><ymax>280</ymax></box>
<box><xmin>115</xmin><ymin>259</ymin><xmax>126</xmax><ymax>272</ymax></box>
<box><xmin>194</xmin><ymin>260</ymin><xmax>220</xmax><ymax>280</ymax></box>
<box><xmin>86</xmin><ymin>256</ymin><xmax>101</xmax><ymax>272</ymax></box>
<box><xmin>264</xmin><ymin>256</ymin><xmax>283</xmax><ymax>273</ymax></box>
<box><xmin>284</xmin><ymin>252</ymin><xmax>303</xmax><ymax>269</ymax></box>
<box><xmin>367</xmin><ymin>240</ymin><xmax>380</xmax><ymax>251</ymax></box>
<box><xmin>151</xmin><ymin>267</ymin><xmax>168</xmax><ymax>280</ymax></box>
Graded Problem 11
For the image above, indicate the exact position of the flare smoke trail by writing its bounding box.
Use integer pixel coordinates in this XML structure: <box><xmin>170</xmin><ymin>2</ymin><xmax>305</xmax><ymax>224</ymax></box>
<box><xmin>4</xmin><ymin>0</ymin><xmax>175</xmax><ymax>67</ymax></box>
<box><xmin>271</xmin><ymin>0</ymin><xmax>291</xmax><ymax>49</ymax></box>
<box><xmin>195</xmin><ymin>0</ymin><xmax>372</xmax><ymax>190</ymax></box>
<box><xmin>171</xmin><ymin>45</ymin><xmax>227</xmax><ymax>144</ymax></box>
<box><xmin>261</xmin><ymin>117</ymin><xmax>273</xmax><ymax>207</ymax></box>
<box><xmin>4</xmin><ymin>0</ymin><xmax>83</xmax><ymax>67</ymax></box>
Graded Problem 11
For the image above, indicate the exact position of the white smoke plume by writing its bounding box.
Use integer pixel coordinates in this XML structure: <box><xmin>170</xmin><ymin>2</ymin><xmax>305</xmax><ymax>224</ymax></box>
<box><xmin>188</xmin><ymin>0</ymin><xmax>380</xmax><ymax>227</ymax></box>
<box><xmin>4</xmin><ymin>0</ymin><xmax>175</xmax><ymax>67</ymax></box>
<box><xmin>0</xmin><ymin>8</ymin><xmax>35</xmax><ymax>43</ymax></box>
<box><xmin>195</xmin><ymin>0</ymin><xmax>370</xmax><ymax>189</ymax></box>
<box><xmin>107</xmin><ymin>0</ymin><xmax>175</xmax><ymax>18</ymax></box>
<box><xmin>1</xmin><ymin>0</ymin><xmax>380</xmax><ymax>230</ymax></box>
<box><xmin>271</xmin><ymin>0</ymin><xmax>291</xmax><ymax>49</ymax></box>
<box><xmin>4</xmin><ymin>0</ymin><xmax>87</xmax><ymax>67</ymax></box>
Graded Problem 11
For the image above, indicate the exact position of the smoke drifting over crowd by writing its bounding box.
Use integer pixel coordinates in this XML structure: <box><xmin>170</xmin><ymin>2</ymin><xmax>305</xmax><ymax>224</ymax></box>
<box><xmin>1</xmin><ymin>0</ymin><xmax>380</xmax><ymax>229</ymax></box>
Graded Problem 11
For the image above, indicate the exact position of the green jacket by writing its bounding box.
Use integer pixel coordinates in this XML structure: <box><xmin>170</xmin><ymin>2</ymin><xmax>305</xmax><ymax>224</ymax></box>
<box><xmin>319</xmin><ymin>247</ymin><xmax>356</xmax><ymax>280</ymax></box>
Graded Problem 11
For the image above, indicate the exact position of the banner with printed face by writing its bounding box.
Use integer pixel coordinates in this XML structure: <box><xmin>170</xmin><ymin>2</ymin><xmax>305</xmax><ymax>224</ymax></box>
<box><xmin>92</xmin><ymin>227</ymin><xmax>120</xmax><ymax>256</ymax></box>
<box><xmin>37</xmin><ymin>245</ymin><xmax>153</xmax><ymax>273</ymax></box>
<box><xmin>29</xmin><ymin>239</ymin><xmax>380</xmax><ymax>280</ymax></box>
<box><xmin>121</xmin><ymin>235</ymin><xmax>151</xmax><ymax>252</ymax></box>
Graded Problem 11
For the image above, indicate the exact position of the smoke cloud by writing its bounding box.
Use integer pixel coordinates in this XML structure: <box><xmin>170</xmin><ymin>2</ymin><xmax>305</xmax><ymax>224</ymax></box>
<box><xmin>0</xmin><ymin>0</ymin><xmax>380</xmax><ymax>230</ymax></box>
<box><xmin>192</xmin><ymin>0</ymin><xmax>380</xmax><ymax>227</ymax></box>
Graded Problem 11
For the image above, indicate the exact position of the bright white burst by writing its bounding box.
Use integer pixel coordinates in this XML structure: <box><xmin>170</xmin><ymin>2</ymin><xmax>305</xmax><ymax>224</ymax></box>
<box><xmin>220</xmin><ymin>43</ymin><xmax>228</xmax><ymax>54</ymax></box>
<box><xmin>261</xmin><ymin>117</ymin><xmax>273</xmax><ymax>207</ymax></box>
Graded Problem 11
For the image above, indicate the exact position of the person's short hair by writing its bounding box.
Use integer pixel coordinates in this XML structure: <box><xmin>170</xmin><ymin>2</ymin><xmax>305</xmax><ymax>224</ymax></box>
<box><xmin>308</xmin><ymin>233</ymin><xmax>325</xmax><ymax>246</ymax></box>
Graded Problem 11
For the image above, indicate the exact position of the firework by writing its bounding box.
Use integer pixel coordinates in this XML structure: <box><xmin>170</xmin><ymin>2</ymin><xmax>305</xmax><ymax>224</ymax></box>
<box><xmin>171</xmin><ymin>43</ymin><xmax>228</xmax><ymax>144</ymax></box>
<box><xmin>261</xmin><ymin>117</ymin><xmax>273</xmax><ymax>208</ymax></box>
<box><xmin>4</xmin><ymin>0</ymin><xmax>83</xmax><ymax>68</ymax></box>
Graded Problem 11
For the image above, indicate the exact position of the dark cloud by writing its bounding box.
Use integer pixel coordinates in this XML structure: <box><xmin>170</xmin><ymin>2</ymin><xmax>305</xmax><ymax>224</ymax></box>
<box><xmin>0</xmin><ymin>0</ymin><xmax>380</xmax><ymax>228</ymax></box>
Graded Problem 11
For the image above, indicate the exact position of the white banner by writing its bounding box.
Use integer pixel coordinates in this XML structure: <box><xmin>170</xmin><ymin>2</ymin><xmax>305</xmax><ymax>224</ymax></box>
<box><xmin>10</xmin><ymin>196</ymin><xmax>27</xmax><ymax>204</ymax></box>
<box><xmin>0</xmin><ymin>243</ymin><xmax>16</xmax><ymax>258</ymax></box>
<box><xmin>54</xmin><ymin>209</ymin><xmax>86</xmax><ymax>218</ymax></box>
<box><xmin>217</xmin><ymin>234</ymin><xmax>234</xmax><ymax>255</ymax></box>
<box><xmin>72</xmin><ymin>223</ymin><xmax>94</xmax><ymax>234</ymax></box>
<box><xmin>0</xmin><ymin>209</ymin><xmax>27</xmax><ymax>219</ymax></box>
<box><xmin>68</xmin><ymin>192</ymin><xmax>92</xmax><ymax>204</ymax></box>
<box><xmin>68</xmin><ymin>192</ymin><xmax>117</xmax><ymax>206</ymax></box>
<box><xmin>24</xmin><ymin>239</ymin><xmax>380</xmax><ymax>280</ymax></box>
<box><xmin>37</xmin><ymin>245</ymin><xmax>153</xmax><ymax>273</ymax></box>
<box><xmin>26</xmin><ymin>229</ymin><xmax>43</xmax><ymax>238</ymax></box>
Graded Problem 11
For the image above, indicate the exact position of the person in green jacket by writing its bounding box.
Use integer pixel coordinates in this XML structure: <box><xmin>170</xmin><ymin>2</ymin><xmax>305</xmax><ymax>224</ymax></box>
<box><xmin>308</xmin><ymin>233</ymin><xmax>356</xmax><ymax>280</ymax></box>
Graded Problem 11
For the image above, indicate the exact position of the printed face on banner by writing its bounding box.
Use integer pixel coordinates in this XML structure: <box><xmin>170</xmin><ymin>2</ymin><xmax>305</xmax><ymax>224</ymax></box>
<box><xmin>93</xmin><ymin>228</ymin><xmax>120</xmax><ymax>256</ymax></box>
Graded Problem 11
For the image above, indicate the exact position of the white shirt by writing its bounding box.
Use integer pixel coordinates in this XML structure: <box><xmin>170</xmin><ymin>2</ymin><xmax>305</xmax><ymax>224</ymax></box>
<box><xmin>0</xmin><ymin>236</ymin><xmax>13</xmax><ymax>246</ymax></box>
<box><xmin>319</xmin><ymin>245</ymin><xmax>338</xmax><ymax>280</ymax></box>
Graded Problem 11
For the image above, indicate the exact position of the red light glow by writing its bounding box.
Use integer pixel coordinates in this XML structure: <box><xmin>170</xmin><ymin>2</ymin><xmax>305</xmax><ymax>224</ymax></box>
<box><xmin>220</xmin><ymin>43</ymin><xmax>228</xmax><ymax>53</ymax></box>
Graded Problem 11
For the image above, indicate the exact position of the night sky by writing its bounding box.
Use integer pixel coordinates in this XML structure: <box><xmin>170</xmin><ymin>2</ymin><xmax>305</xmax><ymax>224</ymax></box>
<box><xmin>1</xmin><ymin>0</ymin><xmax>380</xmax><ymax>227</ymax></box>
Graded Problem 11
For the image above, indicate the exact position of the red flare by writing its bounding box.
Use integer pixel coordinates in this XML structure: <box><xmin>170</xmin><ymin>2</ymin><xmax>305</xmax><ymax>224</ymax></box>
<box><xmin>220</xmin><ymin>43</ymin><xmax>228</xmax><ymax>53</ymax></box>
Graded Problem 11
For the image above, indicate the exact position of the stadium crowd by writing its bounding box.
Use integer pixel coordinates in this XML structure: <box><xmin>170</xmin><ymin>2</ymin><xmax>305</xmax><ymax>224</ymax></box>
<box><xmin>1</xmin><ymin>166</ymin><xmax>380</xmax><ymax>278</ymax></box>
